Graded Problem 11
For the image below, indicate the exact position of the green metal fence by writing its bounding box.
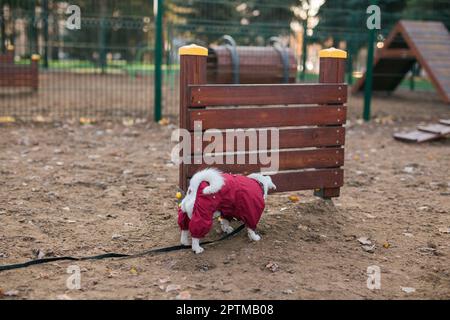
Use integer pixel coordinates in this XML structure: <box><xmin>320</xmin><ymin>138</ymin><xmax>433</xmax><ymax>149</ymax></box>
<box><xmin>1</xmin><ymin>0</ymin><xmax>448</xmax><ymax>121</ymax></box>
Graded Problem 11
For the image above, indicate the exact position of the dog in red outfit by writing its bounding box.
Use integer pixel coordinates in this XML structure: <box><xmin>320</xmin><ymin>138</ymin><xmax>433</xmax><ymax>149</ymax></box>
<box><xmin>178</xmin><ymin>168</ymin><xmax>276</xmax><ymax>254</ymax></box>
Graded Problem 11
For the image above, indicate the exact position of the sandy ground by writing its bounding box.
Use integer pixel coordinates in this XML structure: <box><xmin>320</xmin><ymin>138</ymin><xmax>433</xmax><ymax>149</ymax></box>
<box><xmin>0</xmin><ymin>91</ymin><xmax>449</xmax><ymax>300</ymax></box>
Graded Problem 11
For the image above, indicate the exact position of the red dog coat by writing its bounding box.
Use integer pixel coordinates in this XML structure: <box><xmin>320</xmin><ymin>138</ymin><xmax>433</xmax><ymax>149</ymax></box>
<box><xmin>178</xmin><ymin>173</ymin><xmax>265</xmax><ymax>238</ymax></box>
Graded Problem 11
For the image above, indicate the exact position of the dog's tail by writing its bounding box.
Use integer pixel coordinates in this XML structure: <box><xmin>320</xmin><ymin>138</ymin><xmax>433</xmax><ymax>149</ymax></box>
<box><xmin>189</xmin><ymin>168</ymin><xmax>225</xmax><ymax>195</ymax></box>
<box><xmin>247</xmin><ymin>173</ymin><xmax>276</xmax><ymax>199</ymax></box>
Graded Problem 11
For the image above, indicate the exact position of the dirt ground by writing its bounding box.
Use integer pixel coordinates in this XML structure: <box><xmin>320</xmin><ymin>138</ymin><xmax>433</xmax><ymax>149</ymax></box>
<box><xmin>0</xmin><ymin>90</ymin><xmax>449</xmax><ymax>300</ymax></box>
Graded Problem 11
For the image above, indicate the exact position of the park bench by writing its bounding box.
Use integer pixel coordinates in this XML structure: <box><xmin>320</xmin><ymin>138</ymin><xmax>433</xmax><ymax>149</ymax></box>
<box><xmin>0</xmin><ymin>46</ymin><xmax>39</xmax><ymax>91</ymax></box>
<box><xmin>178</xmin><ymin>45</ymin><xmax>347</xmax><ymax>199</ymax></box>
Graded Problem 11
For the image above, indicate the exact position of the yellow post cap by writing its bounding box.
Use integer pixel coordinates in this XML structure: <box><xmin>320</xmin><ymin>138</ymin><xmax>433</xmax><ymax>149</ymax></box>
<box><xmin>319</xmin><ymin>47</ymin><xmax>347</xmax><ymax>59</ymax></box>
<box><xmin>7</xmin><ymin>44</ymin><xmax>14</xmax><ymax>51</ymax></box>
<box><xmin>31</xmin><ymin>54</ymin><xmax>40</xmax><ymax>61</ymax></box>
<box><xmin>179</xmin><ymin>44</ymin><xmax>208</xmax><ymax>56</ymax></box>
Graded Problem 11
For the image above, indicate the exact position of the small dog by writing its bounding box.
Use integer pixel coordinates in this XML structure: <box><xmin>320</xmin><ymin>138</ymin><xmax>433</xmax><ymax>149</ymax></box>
<box><xmin>178</xmin><ymin>168</ymin><xmax>276</xmax><ymax>254</ymax></box>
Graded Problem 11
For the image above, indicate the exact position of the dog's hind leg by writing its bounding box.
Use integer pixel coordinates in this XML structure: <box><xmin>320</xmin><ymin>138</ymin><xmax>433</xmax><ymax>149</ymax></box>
<box><xmin>247</xmin><ymin>228</ymin><xmax>261</xmax><ymax>241</ymax></box>
<box><xmin>192</xmin><ymin>238</ymin><xmax>204</xmax><ymax>254</ymax></box>
<box><xmin>180</xmin><ymin>230</ymin><xmax>191</xmax><ymax>246</ymax></box>
<box><xmin>220</xmin><ymin>218</ymin><xmax>234</xmax><ymax>234</ymax></box>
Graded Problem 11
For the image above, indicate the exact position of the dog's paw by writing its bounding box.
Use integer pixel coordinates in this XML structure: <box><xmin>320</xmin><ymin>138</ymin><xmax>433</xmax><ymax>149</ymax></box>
<box><xmin>193</xmin><ymin>246</ymin><xmax>204</xmax><ymax>254</ymax></box>
<box><xmin>191</xmin><ymin>238</ymin><xmax>204</xmax><ymax>254</ymax></box>
<box><xmin>222</xmin><ymin>225</ymin><xmax>234</xmax><ymax>234</ymax></box>
<box><xmin>247</xmin><ymin>229</ymin><xmax>261</xmax><ymax>241</ymax></box>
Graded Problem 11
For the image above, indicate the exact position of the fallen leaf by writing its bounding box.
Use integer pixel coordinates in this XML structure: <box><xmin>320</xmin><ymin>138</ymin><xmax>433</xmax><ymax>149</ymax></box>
<box><xmin>158</xmin><ymin>118</ymin><xmax>170</xmax><ymax>126</ymax></box>
<box><xmin>159</xmin><ymin>277</ymin><xmax>170</xmax><ymax>284</ymax></box>
<box><xmin>362</xmin><ymin>244</ymin><xmax>376</xmax><ymax>253</ymax></box>
<box><xmin>288</xmin><ymin>195</ymin><xmax>300</xmax><ymax>203</ymax></box>
<box><xmin>166</xmin><ymin>284</ymin><xmax>181</xmax><ymax>292</ymax></box>
<box><xmin>176</xmin><ymin>291</ymin><xmax>191</xmax><ymax>300</ymax></box>
<box><xmin>403</xmin><ymin>232</ymin><xmax>414</xmax><ymax>237</ymax></box>
<box><xmin>130</xmin><ymin>267</ymin><xmax>138</xmax><ymax>275</ymax></box>
<box><xmin>4</xmin><ymin>290</ymin><xmax>19</xmax><ymax>297</ymax></box>
<box><xmin>79</xmin><ymin>117</ymin><xmax>96</xmax><ymax>125</ymax></box>
<box><xmin>401</xmin><ymin>287</ymin><xmax>416</xmax><ymax>294</ymax></box>
<box><xmin>265</xmin><ymin>262</ymin><xmax>279</xmax><ymax>273</ymax></box>
<box><xmin>0</xmin><ymin>116</ymin><xmax>15</xmax><ymax>123</ymax></box>
<box><xmin>383</xmin><ymin>242</ymin><xmax>390</xmax><ymax>249</ymax></box>
<box><xmin>357</xmin><ymin>237</ymin><xmax>372</xmax><ymax>245</ymax></box>
<box><xmin>403</xmin><ymin>166</ymin><xmax>414</xmax><ymax>174</ymax></box>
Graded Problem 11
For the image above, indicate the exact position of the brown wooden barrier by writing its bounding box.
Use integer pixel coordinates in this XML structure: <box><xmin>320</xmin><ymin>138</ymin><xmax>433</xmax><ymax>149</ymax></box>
<box><xmin>178</xmin><ymin>45</ymin><xmax>347</xmax><ymax>199</ymax></box>
<box><xmin>0</xmin><ymin>46</ymin><xmax>39</xmax><ymax>91</ymax></box>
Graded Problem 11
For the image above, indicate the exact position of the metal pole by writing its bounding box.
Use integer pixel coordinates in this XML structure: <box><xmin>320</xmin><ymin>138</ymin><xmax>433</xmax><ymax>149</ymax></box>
<box><xmin>154</xmin><ymin>0</ymin><xmax>164</xmax><ymax>122</ymax></box>
<box><xmin>347</xmin><ymin>39</ymin><xmax>353</xmax><ymax>85</ymax></box>
<box><xmin>0</xmin><ymin>4</ymin><xmax>6</xmax><ymax>53</ymax></box>
<box><xmin>99</xmin><ymin>0</ymin><xmax>107</xmax><ymax>74</ymax></box>
<box><xmin>42</xmin><ymin>0</ymin><xmax>49</xmax><ymax>68</ymax></box>
<box><xmin>300</xmin><ymin>19</ymin><xmax>307</xmax><ymax>81</ymax></box>
<box><xmin>363</xmin><ymin>21</ymin><xmax>376</xmax><ymax>121</ymax></box>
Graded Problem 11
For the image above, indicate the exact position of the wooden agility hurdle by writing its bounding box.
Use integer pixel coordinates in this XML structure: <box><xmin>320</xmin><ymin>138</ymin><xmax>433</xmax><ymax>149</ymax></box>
<box><xmin>0</xmin><ymin>46</ymin><xmax>40</xmax><ymax>91</ymax></box>
<box><xmin>178</xmin><ymin>44</ymin><xmax>347</xmax><ymax>199</ymax></box>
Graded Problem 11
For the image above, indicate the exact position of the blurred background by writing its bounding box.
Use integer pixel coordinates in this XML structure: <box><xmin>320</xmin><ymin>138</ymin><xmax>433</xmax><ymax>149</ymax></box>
<box><xmin>0</xmin><ymin>0</ymin><xmax>449</xmax><ymax>121</ymax></box>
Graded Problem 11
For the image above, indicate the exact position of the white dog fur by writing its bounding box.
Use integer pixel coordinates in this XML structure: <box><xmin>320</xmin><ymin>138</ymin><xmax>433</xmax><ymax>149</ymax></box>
<box><xmin>179</xmin><ymin>169</ymin><xmax>276</xmax><ymax>254</ymax></box>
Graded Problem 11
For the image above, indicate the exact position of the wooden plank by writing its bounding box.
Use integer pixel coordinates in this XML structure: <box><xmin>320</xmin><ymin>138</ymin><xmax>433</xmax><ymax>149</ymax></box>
<box><xmin>439</xmin><ymin>119</ymin><xmax>450</xmax><ymax>126</ymax></box>
<box><xmin>269</xmin><ymin>169</ymin><xmax>344</xmax><ymax>193</ymax></box>
<box><xmin>189</xmin><ymin>105</ymin><xmax>346</xmax><ymax>130</ymax></box>
<box><xmin>186</xmin><ymin>148</ymin><xmax>344</xmax><ymax>176</ymax></box>
<box><xmin>188</xmin><ymin>83</ymin><xmax>347</xmax><ymax>107</ymax></box>
<box><xmin>393</xmin><ymin>130</ymin><xmax>440</xmax><ymax>143</ymax></box>
<box><xmin>189</xmin><ymin>126</ymin><xmax>345</xmax><ymax>154</ymax></box>
<box><xmin>417</xmin><ymin>123</ymin><xmax>450</xmax><ymax>135</ymax></box>
<box><xmin>378</xmin><ymin>49</ymin><xmax>415</xmax><ymax>59</ymax></box>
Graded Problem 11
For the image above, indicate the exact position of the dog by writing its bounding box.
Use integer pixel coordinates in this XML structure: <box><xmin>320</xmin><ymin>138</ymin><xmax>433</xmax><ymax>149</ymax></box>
<box><xmin>177</xmin><ymin>168</ymin><xmax>276</xmax><ymax>254</ymax></box>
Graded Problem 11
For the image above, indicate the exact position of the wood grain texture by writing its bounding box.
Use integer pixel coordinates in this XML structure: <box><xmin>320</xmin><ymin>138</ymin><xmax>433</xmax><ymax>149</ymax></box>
<box><xmin>186</xmin><ymin>147</ymin><xmax>344</xmax><ymax>176</ymax></box>
<box><xmin>188</xmin><ymin>126</ymin><xmax>346</xmax><ymax>154</ymax></box>
<box><xmin>188</xmin><ymin>83</ymin><xmax>347</xmax><ymax>106</ymax></box>
<box><xmin>188</xmin><ymin>105</ymin><xmax>346</xmax><ymax>130</ymax></box>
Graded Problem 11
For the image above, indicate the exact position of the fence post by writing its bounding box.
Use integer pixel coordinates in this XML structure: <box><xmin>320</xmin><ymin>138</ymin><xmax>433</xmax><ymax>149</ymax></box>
<box><xmin>315</xmin><ymin>47</ymin><xmax>346</xmax><ymax>199</ymax></box>
<box><xmin>42</xmin><ymin>0</ymin><xmax>49</xmax><ymax>69</ymax></box>
<box><xmin>31</xmin><ymin>54</ymin><xmax>40</xmax><ymax>91</ymax></box>
<box><xmin>178</xmin><ymin>44</ymin><xmax>207</xmax><ymax>191</ymax></box>
<box><xmin>300</xmin><ymin>19</ymin><xmax>308</xmax><ymax>81</ymax></box>
<box><xmin>153</xmin><ymin>0</ymin><xmax>164</xmax><ymax>122</ymax></box>
<box><xmin>363</xmin><ymin>25</ymin><xmax>376</xmax><ymax>121</ymax></box>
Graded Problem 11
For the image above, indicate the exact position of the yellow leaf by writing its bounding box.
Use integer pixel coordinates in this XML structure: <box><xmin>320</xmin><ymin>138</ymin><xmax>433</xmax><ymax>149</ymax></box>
<box><xmin>0</xmin><ymin>116</ymin><xmax>15</xmax><ymax>123</ymax></box>
<box><xmin>158</xmin><ymin>118</ymin><xmax>170</xmax><ymax>126</ymax></box>
<box><xmin>130</xmin><ymin>267</ymin><xmax>138</xmax><ymax>275</ymax></box>
<box><xmin>383</xmin><ymin>242</ymin><xmax>390</xmax><ymax>249</ymax></box>
<box><xmin>288</xmin><ymin>195</ymin><xmax>300</xmax><ymax>203</ymax></box>
<box><xmin>80</xmin><ymin>117</ymin><xmax>95</xmax><ymax>125</ymax></box>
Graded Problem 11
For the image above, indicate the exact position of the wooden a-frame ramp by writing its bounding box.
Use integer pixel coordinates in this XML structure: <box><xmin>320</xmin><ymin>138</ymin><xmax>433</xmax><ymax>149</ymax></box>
<box><xmin>353</xmin><ymin>20</ymin><xmax>450</xmax><ymax>104</ymax></box>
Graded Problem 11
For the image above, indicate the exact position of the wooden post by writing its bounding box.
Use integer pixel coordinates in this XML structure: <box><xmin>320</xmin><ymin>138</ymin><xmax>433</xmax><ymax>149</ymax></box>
<box><xmin>179</xmin><ymin>44</ymin><xmax>207</xmax><ymax>191</ymax></box>
<box><xmin>31</xmin><ymin>54</ymin><xmax>40</xmax><ymax>91</ymax></box>
<box><xmin>315</xmin><ymin>47</ymin><xmax>346</xmax><ymax>199</ymax></box>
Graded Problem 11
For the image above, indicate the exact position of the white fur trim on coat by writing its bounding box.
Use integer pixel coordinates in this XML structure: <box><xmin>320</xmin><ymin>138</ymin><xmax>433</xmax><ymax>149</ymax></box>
<box><xmin>247</xmin><ymin>173</ymin><xmax>277</xmax><ymax>199</ymax></box>
<box><xmin>180</xmin><ymin>168</ymin><xmax>225</xmax><ymax>219</ymax></box>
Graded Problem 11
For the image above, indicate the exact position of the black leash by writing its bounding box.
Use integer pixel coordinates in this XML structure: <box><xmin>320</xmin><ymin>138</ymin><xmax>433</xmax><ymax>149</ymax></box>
<box><xmin>0</xmin><ymin>224</ymin><xmax>245</xmax><ymax>272</ymax></box>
